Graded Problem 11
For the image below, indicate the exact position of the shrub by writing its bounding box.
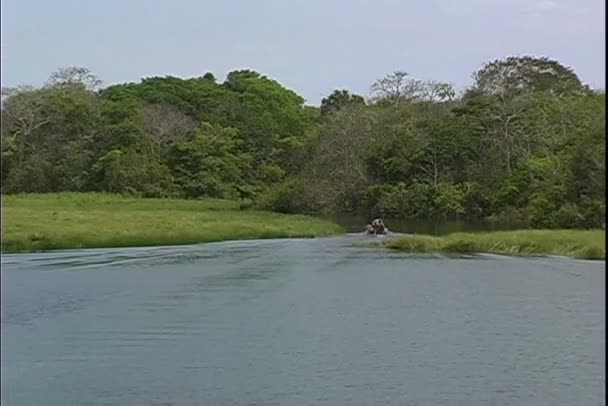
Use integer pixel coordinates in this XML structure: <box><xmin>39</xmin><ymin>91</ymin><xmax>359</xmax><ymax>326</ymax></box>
<box><xmin>254</xmin><ymin>180</ymin><xmax>296</xmax><ymax>213</ymax></box>
<box><xmin>551</xmin><ymin>203</ymin><xmax>586</xmax><ymax>228</ymax></box>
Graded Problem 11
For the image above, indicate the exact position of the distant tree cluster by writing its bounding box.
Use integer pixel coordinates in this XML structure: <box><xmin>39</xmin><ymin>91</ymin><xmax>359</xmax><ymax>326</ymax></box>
<box><xmin>1</xmin><ymin>56</ymin><xmax>605</xmax><ymax>228</ymax></box>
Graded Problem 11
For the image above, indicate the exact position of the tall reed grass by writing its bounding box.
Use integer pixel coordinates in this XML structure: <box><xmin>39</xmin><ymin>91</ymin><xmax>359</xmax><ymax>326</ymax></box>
<box><xmin>385</xmin><ymin>230</ymin><xmax>605</xmax><ymax>260</ymax></box>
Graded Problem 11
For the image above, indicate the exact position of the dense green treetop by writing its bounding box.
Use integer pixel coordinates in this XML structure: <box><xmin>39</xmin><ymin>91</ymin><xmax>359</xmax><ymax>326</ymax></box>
<box><xmin>1</xmin><ymin>56</ymin><xmax>604</xmax><ymax>228</ymax></box>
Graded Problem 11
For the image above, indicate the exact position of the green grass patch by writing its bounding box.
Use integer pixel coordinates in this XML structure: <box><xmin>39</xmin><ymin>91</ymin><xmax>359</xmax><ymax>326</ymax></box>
<box><xmin>2</xmin><ymin>192</ymin><xmax>240</xmax><ymax>211</ymax></box>
<box><xmin>384</xmin><ymin>229</ymin><xmax>606</xmax><ymax>260</ymax></box>
<box><xmin>1</xmin><ymin>193</ymin><xmax>345</xmax><ymax>253</ymax></box>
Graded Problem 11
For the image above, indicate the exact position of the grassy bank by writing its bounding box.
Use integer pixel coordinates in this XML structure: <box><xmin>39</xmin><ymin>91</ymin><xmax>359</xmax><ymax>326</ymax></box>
<box><xmin>384</xmin><ymin>229</ymin><xmax>605</xmax><ymax>260</ymax></box>
<box><xmin>1</xmin><ymin>193</ymin><xmax>345</xmax><ymax>253</ymax></box>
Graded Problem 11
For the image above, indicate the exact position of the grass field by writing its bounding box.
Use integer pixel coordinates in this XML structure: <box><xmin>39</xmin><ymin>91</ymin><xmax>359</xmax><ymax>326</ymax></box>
<box><xmin>384</xmin><ymin>229</ymin><xmax>606</xmax><ymax>260</ymax></box>
<box><xmin>1</xmin><ymin>193</ymin><xmax>345</xmax><ymax>252</ymax></box>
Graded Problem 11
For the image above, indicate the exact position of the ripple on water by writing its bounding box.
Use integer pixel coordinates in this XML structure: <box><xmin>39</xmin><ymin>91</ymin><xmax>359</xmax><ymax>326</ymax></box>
<box><xmin>1</xmin><ymin>238</ymin><xmax>605</xmax><ymax>405</ymax></box>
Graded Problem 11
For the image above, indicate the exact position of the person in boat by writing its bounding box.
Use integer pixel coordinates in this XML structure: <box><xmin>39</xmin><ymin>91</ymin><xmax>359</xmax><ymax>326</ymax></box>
<box><xmin>372</xmin><ymin>218</ymin><xmax>386</xmax><ymax>234</ymax></box>
<box><xmin>367</xmin><ymin>218</ymin><xmax>387</xmax><ymax>234</ymax></box>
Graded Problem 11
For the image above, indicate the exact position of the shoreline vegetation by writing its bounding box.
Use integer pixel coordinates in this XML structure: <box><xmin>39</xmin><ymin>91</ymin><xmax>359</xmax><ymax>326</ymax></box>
<box><xmin>1</xmin><ymin>193</ymin><xmax>345</xmax><ymax>253</ymax></box>
<box><xmin>2</xmin><ymin>193</ymin><xmax>604</xmax><ymax>261</ymax></box>
<box><xmin>384</xmin><ymin>230</ymin><xmax>605</xmax><ymax>260</ymax></box>
<box><xmin>2</xmin><ymin>57</ymin><xmax>605</xmax><ymax>233</ymax></box>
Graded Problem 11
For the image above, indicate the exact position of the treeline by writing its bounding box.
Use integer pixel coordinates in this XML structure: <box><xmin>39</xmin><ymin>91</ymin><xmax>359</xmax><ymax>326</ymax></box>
<box><xmin>1</xmin><ymin>56</ymin><xmax>605</xmax><ymax>228</ymax></box>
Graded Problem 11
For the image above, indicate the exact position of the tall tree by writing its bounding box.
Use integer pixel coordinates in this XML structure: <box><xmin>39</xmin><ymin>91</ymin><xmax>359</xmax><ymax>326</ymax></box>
<box><xmin>46</xmin><ymin>67</ymin><xmax>102</xmax><ymax>91</ymax></box>
<box><xmin>370</xmin><ymin>71</ymin><xmax>424</xmax><ymax>105</ymax></box>
<box><xmin>294</xmin><ymin>106</ymin><xmax>376</xmax><ymax>212</ymax></box>
<box><xmin>138</xmin><ymin>103</ymin><xmax>196</xmax><ymax>158</ymax></box>
<box><xmin>320</xmin><ymin>89</ymin><xmax>365</xmax><ymax>115</ymax></box>
<box><xmin>469</xmin><ymin>56</ymin><xmax>587</xmax><ymax>98</ymax></box>
<box><xmin>167</xmin><ymin>122</ymin><xmax>246</xmax><ymax>199</ymax></box>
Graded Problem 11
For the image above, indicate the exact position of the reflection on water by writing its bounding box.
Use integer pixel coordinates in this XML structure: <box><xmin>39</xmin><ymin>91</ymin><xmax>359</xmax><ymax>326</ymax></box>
<box><xmin>1</xmin><ymin>236</ymin><xmax>605</xmax><ymax>405</ymax></box>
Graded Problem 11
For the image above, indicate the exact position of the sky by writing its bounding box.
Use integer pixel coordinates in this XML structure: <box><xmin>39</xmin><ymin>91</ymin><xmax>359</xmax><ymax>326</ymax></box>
<box><xmin>1</xmin><ymin>0</ymin><xmax>605</xmax><ymax>104</ymax></box>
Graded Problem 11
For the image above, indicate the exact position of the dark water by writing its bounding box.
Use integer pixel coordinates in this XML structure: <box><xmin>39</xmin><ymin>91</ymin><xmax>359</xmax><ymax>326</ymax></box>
<box><xmin>326</xmin><ymin>216</ymin><xmax>519</xmax><ymax>235</ymax></box>
<box><xmin>1</xmin><ymin>236</ymin><xmax>605</xmax><ymax>405</ymax></box>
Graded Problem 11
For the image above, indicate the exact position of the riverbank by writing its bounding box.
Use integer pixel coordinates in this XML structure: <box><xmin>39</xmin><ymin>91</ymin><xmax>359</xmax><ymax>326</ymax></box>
<box><xmin>1</xmin><ymin>193</ymin><xmax>345</xmax><ymax>252</ymax></box>
<box><xmin>384</xmin><ymin>229</ymin><xmax>605</xmax><ymax>260</ymax></box>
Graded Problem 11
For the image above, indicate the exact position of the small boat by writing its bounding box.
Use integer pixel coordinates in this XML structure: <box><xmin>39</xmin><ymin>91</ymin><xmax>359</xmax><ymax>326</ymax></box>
<box><xmin>365</xmin><ymin>223</ymin><xmax>388</xmax><ymax>236</ymax></box>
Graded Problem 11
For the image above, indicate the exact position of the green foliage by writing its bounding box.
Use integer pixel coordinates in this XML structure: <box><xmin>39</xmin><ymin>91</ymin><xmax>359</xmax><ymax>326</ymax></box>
<box><xmin>290</xmin><ymin>105</ymin><xmax>376</xmax><ymax>214</ymax></box>
<box><xmin>1</xmin><ymin>57</ymin><xmax>604</xmax><ymax>229</ymax></box>
<box><xmin>364</xmin><ymin>182</ymin><xmax>466</xmax><ymax>219</ymax></box>
<box><xmin>91</xmin><ymin>149</ymin><xmax>173</xmax><ymax>197</ymax></box>
<box><xmin>470</xmin><ymin>56</ymin><xmax>588</xmax><ymax>98</ymax></box>
<box><xmin>551</xmin><ymin>203</ymin><xmax>586</xmax><ymax>228</ymax></box>
<box><xmin>254</xmin><ymin>180</ymin><xmax>297</xmax><ymax>213</ymax></box>
<box><xmin>167</xmin><ymin>122</ymin><xmax>245</xmax><ymax>199</ymax></box>
<box><xmin>320</xmin><ymin>89</ymin><xmax>365</xmax><ymax>115</ymax></box>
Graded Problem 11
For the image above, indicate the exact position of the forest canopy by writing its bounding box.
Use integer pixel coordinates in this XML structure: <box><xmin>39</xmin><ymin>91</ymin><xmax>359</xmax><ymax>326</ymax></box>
<box><xmin>1</xmin><ymin>56</ymin><xmax>605</xmax><ymax>228</ymax></box>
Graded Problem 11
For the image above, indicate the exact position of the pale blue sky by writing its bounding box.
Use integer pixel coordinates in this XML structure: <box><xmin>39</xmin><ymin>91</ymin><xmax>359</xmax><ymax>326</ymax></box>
<box><xmin>1</xmin><ymin>0</ymin><xmax>605</xmax><ymax>104</ymax></box>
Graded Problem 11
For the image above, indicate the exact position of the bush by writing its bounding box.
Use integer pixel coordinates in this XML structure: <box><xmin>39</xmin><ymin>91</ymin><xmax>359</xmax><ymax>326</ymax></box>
<box><xmin>432</xmin><ymin>182</ymin><xmax>465</xmax><ymax>218</ymax></box>
<box><xmin>365</xmin><ymin>182</ymin><xmax>466</xmax><ymax>219</ymax></box>
<box><xmin>551</xmin><ymin>203</ymin><xmax>586</xmax><ymax>228</ymax></box>
<box><xmin>529</xmin><ymin>197</ymin><xmax>558</xmax><ymax>228</ymax></box>
<box><xmin>579</xmin><ymin>198</ymin><xmax>606</xmax><ymax>228</ymax></box>
<box><xmin>254</xmin><ymin>180</ymin><xmax>296</xmax><ymax>213</ymax></box>
<box><xmin>487</xmin><ymin>207</ymin><xmax>534</xmax><ymax>226</ymax></box>
<box><xmin>364</xmin><ymin>182</ymin><xmax>429</xmax><ymax>218</ymax></box>
<box><xmin>461</xmin><ymin>181</ymin><xmax>492</xmax><ymax>219</ymax></box>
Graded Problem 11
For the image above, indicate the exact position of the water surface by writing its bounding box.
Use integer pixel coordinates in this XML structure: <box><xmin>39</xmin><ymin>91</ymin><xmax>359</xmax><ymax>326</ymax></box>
<box><xmin>327</xmin><ymin>215</ymin><xmax>523</xmax><ymax>235</ymax></box>
<box><xmin>1</xmin><ymin>236</ymin><xmax>605</xmax><ymax>405</ymax></box>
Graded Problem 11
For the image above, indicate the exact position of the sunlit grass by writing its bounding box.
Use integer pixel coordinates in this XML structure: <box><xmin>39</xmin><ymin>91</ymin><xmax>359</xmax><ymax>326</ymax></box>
<box><xmin>1</xmin><ymin>193</ymin><xmax>345</xmax><ymax>252</ymax></box>
<box><xmin>384</xmin><ymin>229</ymin><xmax>605</xmax><ymax>260</ymax></box>
<box><xmin>2</xmin><ymin>192</ymin><xmax>240</xmax><ymax>211</ymax></box>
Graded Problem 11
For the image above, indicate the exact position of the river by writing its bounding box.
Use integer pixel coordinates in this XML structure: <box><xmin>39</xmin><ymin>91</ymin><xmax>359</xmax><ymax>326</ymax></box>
<box><xmin>326</xmin><ymin>215</ymin><xmax>525</xmax><ymax>235</ymax></box>
<box><xmin>1</xmin><ymin>236</ymin><xmax>605</xmax><ymax>405</ymax></box>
